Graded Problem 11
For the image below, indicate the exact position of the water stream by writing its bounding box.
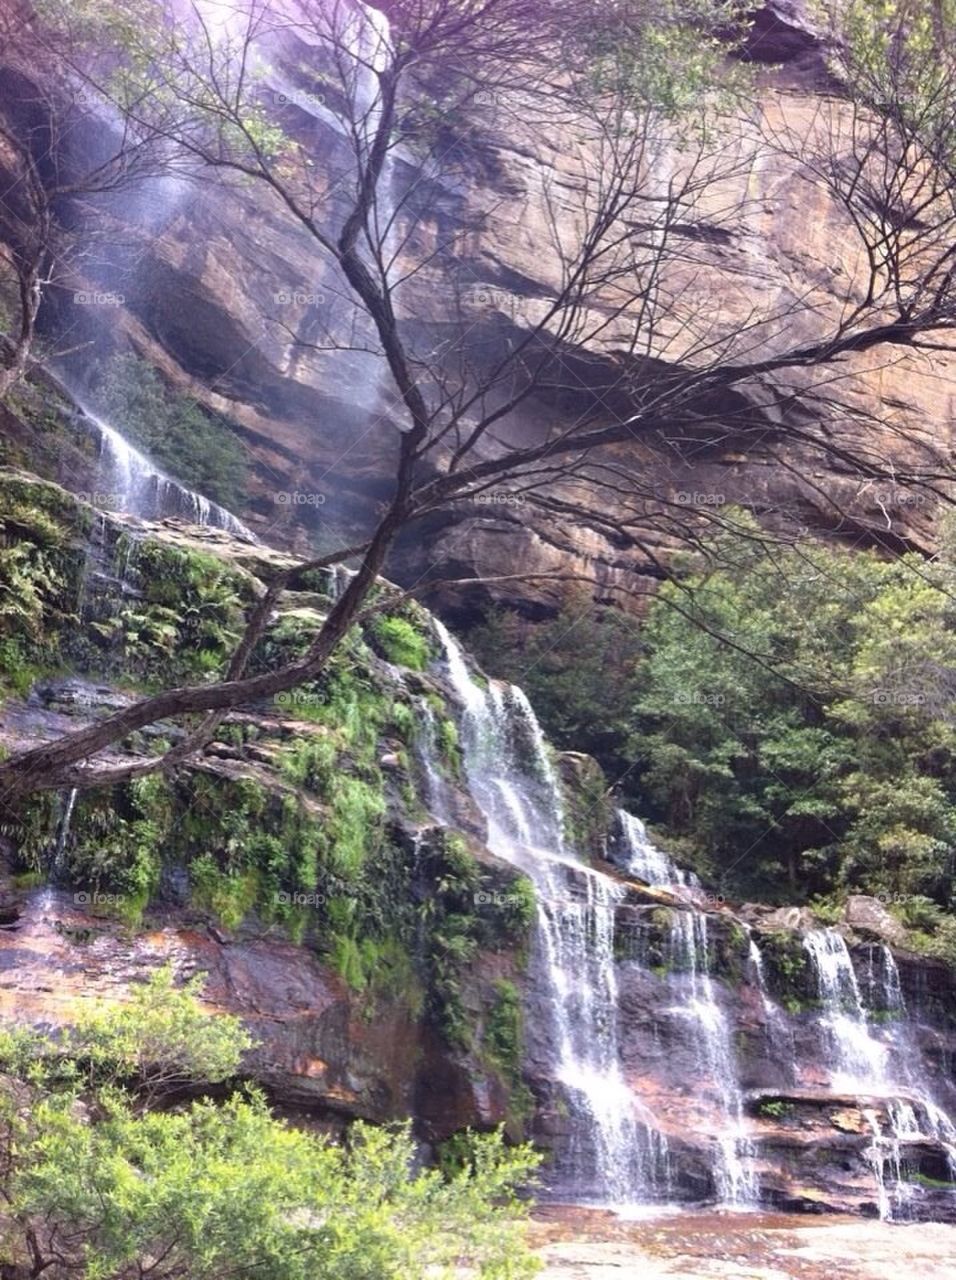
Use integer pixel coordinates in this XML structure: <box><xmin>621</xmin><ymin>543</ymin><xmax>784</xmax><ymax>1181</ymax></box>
<box><xmin>667</xmin><ymin>911</ymin><xmax>757</xmax><ymax>1206</ymax></box>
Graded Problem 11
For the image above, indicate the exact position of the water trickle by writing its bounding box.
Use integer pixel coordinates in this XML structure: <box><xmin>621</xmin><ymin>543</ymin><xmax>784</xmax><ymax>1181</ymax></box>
<box><xmin>415</xmin><ymin>697</ymin><xmax>453</xmax><ymax>825</ymax></box>
<box><xmin>50</xmin><ymin>788</ymin><xmax>78</xmax><ymax>883</ymax></box>
<box><xmin>433</xmin><ymin>619</ymin><xmax>669</xmax><ymax>1205</ymax></box>
<box><xmin>746</xmin><ymin>928</ymin><xmax>795</xmax><ymax>1073</ymax></box>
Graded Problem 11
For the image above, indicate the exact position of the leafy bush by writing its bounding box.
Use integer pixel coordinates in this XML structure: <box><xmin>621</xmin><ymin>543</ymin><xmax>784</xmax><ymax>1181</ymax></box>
<box><xmin>0</xmin><ymin>970</ymin><xmax>541</xmax><ymax>1279</ymax></box>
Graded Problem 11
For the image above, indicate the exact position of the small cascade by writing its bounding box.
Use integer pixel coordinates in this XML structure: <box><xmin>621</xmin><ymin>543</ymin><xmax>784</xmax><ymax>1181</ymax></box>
<box><xmin>862</xmin><ymin>942</ymin><xmax>905</xmax><ymax>1017</ymax></box>
<box><xmin>616</xmin><ymin>809</ymin><xmax>696</xmax><ymax>891</ymax></box>
<box><xmin>668</xmin><ymin>911</ymin><xmax>757</xmax><ymax>1206</ymax></box>
<box><xmin>804</xmin><ymin>928</ymin><xmax>956</xmax><ymax>1217</ymax></box>
<box><xmin>746</xmin><ymin>928</ymin><xmax>796</xmax><ymax>1071</ymax></box>
<box><xmin>803</xmin><ymin>929</ymin><xmax>889</xmax><ymax>1091</ymax></box>
<box><xmin>433</xmin><ymin>619</ymin><xmax>669</xmax><ymax>1205</ymax></box>
<box><xmin>328</xmin><ymin>564</ymin><xmax>355</xmax><ymax>602</ymax></box>
<box><xmin>72</xmin><ymin>402</ymin><xmax>256</xmax><ymax>541</ymax></box>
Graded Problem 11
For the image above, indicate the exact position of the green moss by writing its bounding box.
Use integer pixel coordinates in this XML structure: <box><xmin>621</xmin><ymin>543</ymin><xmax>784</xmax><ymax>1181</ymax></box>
<box><xmin>484</xmin><ymin>979</ymin><xmax>524</xmax><ymax>1084</ymax></box>
<box><xmin>436</xmin><ymin>715</ymin><xmax>461</xmax><ymax>775</ymax></box>
<box><xmin>907</xmin><ymin>1170</ymin><xmax>956</xmax><ymax>1190</ymax></box>
<box><xmin>369</xmin><ymin>614</ymin><xmax>431</xmax><ymax>670</ymax></box>
<box><xmin>321</xmin><ymin>776</ymin><xmax>386</xmax><ymax>880</ymax></box>
<box><xmin>280</xmin><ymin>735</ymin><xmax>338</xmax><ymax>791</ymax></box>
<box><xmin>189</xmin><ymin>859</ymin><xmax>261</xmax><ymax>931</ymax></box>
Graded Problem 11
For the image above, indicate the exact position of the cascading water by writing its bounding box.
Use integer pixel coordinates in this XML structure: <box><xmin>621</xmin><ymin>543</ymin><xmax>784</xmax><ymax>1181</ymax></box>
<box><xmin>668</xmin><ymin>910</ymin><xmax>757</xmax><ymax>1206</ymax></box>
<box><xmin>78</xmin><ymin>404</ymin><xmax>256</xmax><ymax>539</ymax></box>
<box><xmin>414</xmin><ymin>697</ymin><xmax>453</xmax><ymax>826</ymax></box>
<box><xmin>804</xmin><ymin>928</ymin><xmax>956</xmax><ymax>1217</ymax></box>
<box><xmin>616</xmin><ymin>809</ymin><xmax>698</xmax><ymax>894</ymax></box>
<box><xmin>803</xmin><ymin>929</ymin><xmax>889</xmax><ymax>1092</ymax></box>
<box><xmin>433</xmin><ymin>620</ymin><xmax>669</xmax><ymax>1204</ymax></box>
<box><xmin>49</xmin><ymin>788</ymin><xmax>78</xmax><ymax>883</ymax></box>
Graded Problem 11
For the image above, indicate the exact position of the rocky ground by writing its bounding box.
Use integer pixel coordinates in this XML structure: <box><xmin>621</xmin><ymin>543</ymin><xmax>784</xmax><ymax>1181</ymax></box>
<box><xmin>526</xmin><ymin>1208</ymin><xmax>956</xmax><ymax>1279</ymax></box>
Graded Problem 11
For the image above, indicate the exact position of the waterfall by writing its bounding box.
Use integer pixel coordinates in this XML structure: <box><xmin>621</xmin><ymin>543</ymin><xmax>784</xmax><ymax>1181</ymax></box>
<box><xmin>50</xmin><ymin>788</ymin><xmax>78</xmax><ymax>883</ymax></box>
<box><xmin>747</xmin><ymin>928</ymin><xmax>796</xmax><ymax>1073</ymax></box>
<box><xmin>433</xmin><ymin>620</ymin><xmax>669</xmax><ymax>1204</ymax></box>
<box><xmin>616</xmin><ymin>809</ymin><xmax>698</xmax><ymax>893</ymax></box>
<box><xmin>805</xmin><ymin>929</ymin><xmax>956</xmax><ymax>1217</ymax></box>
<box><xmin>803</xmin><ymin>929</ymin><xmax>890</xmax><ymax>1092</ymax></box>
<box><xmin>73</xmin><ymin>402</ymin><xmax>256</xmax><ymax>541</ymax></box>
<box><xmin>668</xmin><ymin>911</ymin><xmax>757</xmax><ymax>1206</ymax></box>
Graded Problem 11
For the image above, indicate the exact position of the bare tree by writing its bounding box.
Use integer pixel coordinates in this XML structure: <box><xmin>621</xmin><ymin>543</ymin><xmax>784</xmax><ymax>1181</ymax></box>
<box><xmin>0</xmin><ymin>0</ymin><xmax>954</xmax><ymax>799</ymax></box>
<box><xmin>0</xmin><ymin>4</ymin><xmax>168</xmax><ymax>395</ymax></box>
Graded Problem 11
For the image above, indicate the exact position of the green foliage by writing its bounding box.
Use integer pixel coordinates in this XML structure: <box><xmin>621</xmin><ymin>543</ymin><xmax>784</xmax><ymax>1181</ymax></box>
<box><xmin>72</xmin><ymin>965</ymin><xmax>253</xmax><ymax>1091</ymax></box>
<box><xmin>0</xmin><ymin>966</ymin><xmax>540</xmax><ymax>1279</ymax></box>
<box><xmin>47</xmin><ymin>775</ymin><xmax>172</xmax><ymax>923</ymax></box>
<box><xmin>92</xmin><ymin>353</ymin><xmax>247</xmax><ymax>508</ymax></box>
<box><xmin>5</xmin><ymin>1098</ymin><xmax>540</xmax><ymax>1280</ymax></box>
<box><xmin>90</xmin><ymin>539</ymin><xmax>248</xmax><ymax>684</ymax></box>
<box><xmin>484</xmin><ymin>980</ymin><xmax>524</xmax><ymax>1085</ymax></box>
<box><xmin>572</xmin><ymin>0</ymin><xmax>753</xmax><ymax>116</ymax></box>
<box><xmin>627</xmin><ymin>518</ymin><xmax>956</xmax><ymax>905</ymax></box>
<box><xmin>322</xmin><ymin>775</ymin><xmax>387</xmax><ymax>880</ymax></box>
<box><xmin>822</xmin><ymin>0</ymin><xmax>956</xmax><ymax>145</ymax></box>
<box><xmin>0</xmin><ymin>475</ymin><xmax>88</xmax><ymax>693</ymax></box>
<box><xmin>756</xmin><ymin>1099</ymin><xmax>793</xmax><ymax>1119</ymax></box>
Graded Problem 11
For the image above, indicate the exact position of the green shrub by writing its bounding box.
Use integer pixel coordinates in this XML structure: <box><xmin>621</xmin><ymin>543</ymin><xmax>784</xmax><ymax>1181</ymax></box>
<box><xmin>0</xmin><ymin>971</ymin><xmax>540</xmax><ymax>1279</ymax></box>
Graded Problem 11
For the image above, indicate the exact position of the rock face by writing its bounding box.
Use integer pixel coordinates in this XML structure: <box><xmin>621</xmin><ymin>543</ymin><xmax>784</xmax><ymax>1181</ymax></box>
<box><xmin>2</xmin><ymin>3</ymin><xmax>952</xmax><ymax>620</ymax></box>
